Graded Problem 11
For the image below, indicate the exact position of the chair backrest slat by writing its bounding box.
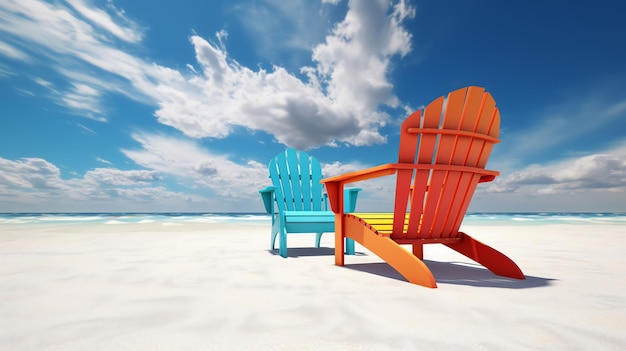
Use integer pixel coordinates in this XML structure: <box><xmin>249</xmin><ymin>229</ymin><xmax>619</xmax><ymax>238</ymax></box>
<box><xmin>310</xmin><ymin>160</ymin><xmax>323</xmax><ymax>211</ymax></box>
<box><xmin>268</xmin><ymin>148</ymin><xmax>324</xmax><ymax>212</ymax></box>
<box><xmin>405</xmin><ymin>96</ymin><xmax>445</xmax><ymax>239</ymax></box>
<box><xmin>448</xmin><ymin>98</ymin><xmax>500</xmax><ymax>233</ymax></box>
<box><xmin>394</xmin><ymin>86</ymin><xmax>500</xmax><ymax>239</ymax></box>
<box><xmin>299</xmin><ymin>152</ymin><xmax>312</xmax><ymax>211</ymax></box>
<box><xmin>286</xmin><ymin>148</ymin><xmax>303</xmax><ymax>211</ymax></box>
<box><xmin>393</xmin><ymin>110</ymin><xmax>421</xmax><ymax>237</ymax></box>
<box><xmin>438</xmin><ymin>87</ymin><xmax>486</xmax><ymax>235</ymax></box>
<box><xmin>423</xmin><ymin>88</ymin><xmax>467</xmax><ymax>237</ymax></box>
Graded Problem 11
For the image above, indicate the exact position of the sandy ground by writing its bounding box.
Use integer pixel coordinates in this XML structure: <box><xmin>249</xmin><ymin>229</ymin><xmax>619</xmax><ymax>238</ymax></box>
<box><xmin>1</xmin><ymin>220</ymin><xmax>625</xmax><ymax>350</ymax></box>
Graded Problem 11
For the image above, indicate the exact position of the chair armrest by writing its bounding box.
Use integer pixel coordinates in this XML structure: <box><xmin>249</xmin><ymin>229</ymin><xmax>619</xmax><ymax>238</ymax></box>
<box><xmin>321</xmin><ymin>164</ymin><xmax>398</xmax><ymax>213</ymax></box>
<box><xmin>258</xmin><ymin>186</ymin><xmax>277</xmax><ymax>214</ymax></box>
<box><xmin>479</xmin><ymin>174</ymin><xmax>497</xmax><ymax>183</ymax></box>
<box><xmin>323</xmin><ymin>188</ymin><xmax>361</xmax><ymax>212</ymax></box>
<box><xmin>322</xmin><ymin>164</ymin><xmax>398</xmax><ymax>185</ymax></box>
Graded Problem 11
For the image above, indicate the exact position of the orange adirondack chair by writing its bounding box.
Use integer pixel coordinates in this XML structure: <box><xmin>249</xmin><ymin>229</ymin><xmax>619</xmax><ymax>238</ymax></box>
<box><xmin>322</xmin><ymin>86</ymin><xmax>524</xmax><ymax>288</ymax></box>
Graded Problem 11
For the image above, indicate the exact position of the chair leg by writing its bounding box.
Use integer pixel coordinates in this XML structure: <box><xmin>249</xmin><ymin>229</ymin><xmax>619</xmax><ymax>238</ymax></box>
<box><xmin>315</xmin><ymin>233</ymin><xmax>323</xmax><ymax>248</ymax></box>
<box><xmin>445</xmin><ymin>233</ymin><xmax>525</xmax><ymax>279</ymax></box>
<box><xmin>412</xmin><ymin>244</ymin><xmax>423</xmax><ymax>260</ymax></box>
<box><xmin>271</xmin><ymin>229</ymin><xmax>278</xmax><ymax>250</ymax></box>
<box><xmin>318</xmin><ymin>232</ymin><xmax>354</xmax><ymax>255</ymax></box>
<box><xmin>279</xmin><ymin>228</ymin><xmax>288</xmax><ymax>258</ymax></box>
<box><xmin>345</xmin><ymin>238</ymin><xmax>355</xmax><ymax>255</ymax></box>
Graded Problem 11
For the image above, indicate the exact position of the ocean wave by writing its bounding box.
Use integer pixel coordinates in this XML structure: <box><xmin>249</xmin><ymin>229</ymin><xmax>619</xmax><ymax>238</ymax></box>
<box><xmin>1</xmin><ymin>212</ymin><xmax>624</xmax><ymax>226</ymax></box>
<box><xmin>0</xmin><ymin>213</ymin><xmax>272</xmax><ymax>225</ymax></box>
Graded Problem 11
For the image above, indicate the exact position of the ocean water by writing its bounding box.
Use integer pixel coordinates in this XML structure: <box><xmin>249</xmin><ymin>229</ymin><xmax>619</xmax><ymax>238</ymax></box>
<box><xmin>0</xmin><ymin>213</ymin><xmax>269</xmax><ymax>225</ymax></box>
<box><xmin>0</xmin><ymin>212</ymin><xmax>625</xmax><ymax>226</ymax></box>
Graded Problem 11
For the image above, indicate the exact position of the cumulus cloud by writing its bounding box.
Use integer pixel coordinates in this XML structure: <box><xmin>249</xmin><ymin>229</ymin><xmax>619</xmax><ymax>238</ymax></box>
<box><xmin>84</xmin><ymin>168</ymin><xmax>162</xmax><ymax>186</ymax></box>
<box><xmin>0</xmin><ymin>0</ymin><xmax>415</xmax><ymax>149</ymax></box>
<box><xmin>121</xmin><ymin>133</ymin><xmax>269</xmax><ymax>199</ymax></box>
<box><xmin>153</xmin><ymin>0</ymin><xmax>415</xmax><ymax>148</ymax></box>
<box><xmin>0</xmin><ymin>156</ymin><xmax>193</xmax><ymax>211</ymax></box>
<box><xmin>0</xmin><ymin>157</ymin><xmax>65</xmax><ymax>191</ymax></box>
<box><xmin>484</xmin><ymin>141</ymin><xmax>626</xmax><ymax>195</ymax></box>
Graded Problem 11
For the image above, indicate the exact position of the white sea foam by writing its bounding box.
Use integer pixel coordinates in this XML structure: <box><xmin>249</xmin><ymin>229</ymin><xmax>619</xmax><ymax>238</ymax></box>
<box><xmin>1</xmin><ymin>213</ymin><xmax>624</xmax><ymax>226</ymax></box>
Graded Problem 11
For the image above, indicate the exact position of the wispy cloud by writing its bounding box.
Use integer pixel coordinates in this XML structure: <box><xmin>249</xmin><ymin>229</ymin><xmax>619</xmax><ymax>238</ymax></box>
<box><xmin>0</xmin><ymin>0</ymin><xmax>153</xmax><ymax>119</ymax></box>
<box><xmin>0</xmin><ymin>41</ymin><xmax>29</xmax><ymax>60</ymax></box>
<box><xmin>62</xmin><ymin>83</ymin><xmax>106</xmax><ymax>120</ymax></box>
<box><xmin>65</xmin><ymin>0</ymin><xmax>143</xmax><ymax>43</ymax></box>
<box><xmin>77</xmin><ymin>123</ymin><xmax>97</xmax><ymax>135</ymax></box>
<box><xmin>0</xmin><ymin>65</ymin><xmax>15</xmax><ymax>78</ymax></box>
<box><xmin>95</xmin><ymin>157</ymin><xmax>112</xmax><ymax>165</ymax></box>
<box><xmin>493</xmin><ymin>86</ymin><xmax>626</xmax><ymax>169</ymax></box>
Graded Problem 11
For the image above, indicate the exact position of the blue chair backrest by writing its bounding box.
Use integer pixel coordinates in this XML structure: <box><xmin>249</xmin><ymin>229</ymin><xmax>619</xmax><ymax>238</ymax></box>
<box><xmin>268</xmin><ymin>148</ymin><xmax>324</xmax><ymax>212</ymax></box>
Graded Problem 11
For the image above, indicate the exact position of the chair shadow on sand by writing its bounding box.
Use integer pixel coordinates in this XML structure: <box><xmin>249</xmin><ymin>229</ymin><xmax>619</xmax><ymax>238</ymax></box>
<box><xmin>344</xmin><ymin>259</ymin><xmax>554</xmax><ymax>289</ymax></box>
<box><xmin>268</xmin><ymin>248</ymin><xmax>554</xmax><ymax>289</ymax></box>
<box><xmin>268</xmin><ymin>247</ymin><xmax>368</xmax><ymax>258</ymax></box>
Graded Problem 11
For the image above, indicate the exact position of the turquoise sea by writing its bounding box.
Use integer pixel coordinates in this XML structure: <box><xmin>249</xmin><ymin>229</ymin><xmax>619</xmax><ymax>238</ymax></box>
<box><xmin>0</xmin><ymin>212</ymin><xmax>625</xmax><ymax>226</ymax></box>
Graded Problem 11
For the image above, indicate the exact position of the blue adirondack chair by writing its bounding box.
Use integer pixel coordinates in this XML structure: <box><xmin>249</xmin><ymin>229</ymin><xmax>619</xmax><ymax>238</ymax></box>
<box><xmin>259</xmin><ymin>148</ymin><xmax>361</xmax><ymax>258</ymax></box>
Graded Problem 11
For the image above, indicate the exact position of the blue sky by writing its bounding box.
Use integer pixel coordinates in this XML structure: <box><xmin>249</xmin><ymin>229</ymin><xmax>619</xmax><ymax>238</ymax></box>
<box><xmin>1</xmin><ymin>0</ymin><xmax>625</xmax><ymax>213</ymax></box>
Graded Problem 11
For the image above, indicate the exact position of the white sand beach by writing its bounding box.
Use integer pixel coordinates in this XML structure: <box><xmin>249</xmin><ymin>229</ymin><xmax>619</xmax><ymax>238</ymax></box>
<box><xmin>1</xmin><ymin>220</ymin><xmax>625</xmax><ymax>350</ymax></box>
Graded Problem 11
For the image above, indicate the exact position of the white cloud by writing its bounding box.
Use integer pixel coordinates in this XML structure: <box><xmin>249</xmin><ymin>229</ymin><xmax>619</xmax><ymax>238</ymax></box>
<box><xmin>121</xmin><ymin>133</ymin><xmax>269</xmax><ymax>199</ymax></box>
<box><xmin>0</xmin><ymin>0</ymin><xmax>415</xmax><ymax>149</ymax></box>
<box><xmin>34</xmin><ymin>78</ymin><xmax>54</xmax><ymax>89</ymax></box>
<box><xmin>321</xmin><ymin>159</ymin><xmax>401</xmax><ymax>211</ymax></box>
<box><xmin>322</xmin><ymin>160</ymin><xmax>367</xmax><ymax>177</ymax></box>
<box><xmin>78</xmin><ymin>123</ymin><xmax>98</xmax><ymax>135</ymax></box>
<box><xmin>0</xmin><ymin>157</ymin><xmax>65</xmax><ymax>191</ymax></box>
<box><xmin>481</xmin><ymin>141</ymin><xmax>626</xmax><ymax>202</ymax></box>
<box><xmin>152</xmin><ymin>0</ymin><xmax>415</xmax><ymax>149</ymax></box>
<box><xmin>0</xmin><ymin>65</ymin><xmax>15</xmax><ymax>78</ymax></box>
<box><xmin>84</xmin><ymin>168</ymin><xmax>162</xmax><ymax>186</ymax></box>
<box><xmin>0</xmin><ymin>41</ymin><xmax>28</xmax><ymax>60</ymax></box>
<box><xmin>65</xmin><ymin>0</ymin><xmax>143</xmax><ymax>43</ymax></box>
<box><xmin>0</xmin><ymin>156</ymin><xmax>199</xmax><ymax>211</ymax></box>
<box><xmin>95</xmin><ymin>157</ymin><xmax>112</xmax><ymax>165</ymax></box>
<box><xmin>492</xmin><ymin>87</ymin><xmax>626</xmax><ymax>170</ymax></box>
<box><xmin>61</xmin><ymin>83</ymin><xmax>106</xmax><ymax>120</ymax></box>
<box><xmin>0</xmin><ymin>0</ymin><xmax>156</xmax><ymax>119</ymax></box>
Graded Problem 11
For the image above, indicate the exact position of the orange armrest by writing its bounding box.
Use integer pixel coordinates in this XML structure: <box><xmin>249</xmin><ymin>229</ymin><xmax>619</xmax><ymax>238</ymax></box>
<box><xmin>321</xmin><ymin>163</ymin><xmax>499</xmax><ymax>185</ymax></box>
<box><xmin>321</xmin><ymin>164</ymin><xmax>398</xmax><ymax>185</ymax></box>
